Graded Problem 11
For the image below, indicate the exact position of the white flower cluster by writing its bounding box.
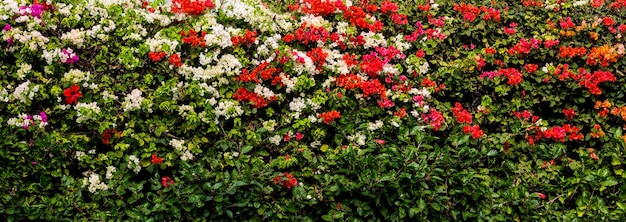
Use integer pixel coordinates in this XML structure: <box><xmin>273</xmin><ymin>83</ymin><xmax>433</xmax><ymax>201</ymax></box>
<box><xmin>391</xmin><ymin>34</ymin><xmax>411</xmax><ymax>52</ymax></box>
<box><xmin>367</xmin><ymin>120</ymin><xmax>384</xmax><ymax>131</ymax></box>
<box><xmin>12</xmin><ymin>29</ymin><xmax>49</xmax><ymax>51</ymax></box>
<box><xmin>289</xmin><ymin>97</ymin><xmax>308</xmax><ymax>113</ymax></box>
<box><xmin>178</xmin><ymin>104</ymin><xmax>195</xmax><ymax>117</ymax></box>
<box><xmin>74</xmin><ymin>102</ymin><xmax>101</xmax><ymax>123</ymax></box>
<box><xmin>254</xmin><ymin>84</ymin><xmax>277</xmax><ymax>100</ymax></box>
<box><xmin>280</xmin><ymin>73</ymin><xmax>299</xmax><ymax>94</ymax></box>
<box><xmin>347</xmin><ymin>132</ymin><xmax>366</xmax><ymax>146</ymax></box>
<box><xmin>361</xmin><ymin>31</ymin><xmax>387</xmax><ymax>49</ymax></box>
<box><xmin>62</xmin><ymin>69</ymin><xmax>92</xmax><ymax>84</ymax></box>
<box><xmin>203</xmin><ymin>24</ymin><xmax>234</xmax><ymax>48</ymax></box>
<box><xmin>105</xmin><ymin>166</ymin><xmax>116</xmax><ymax>179</ymax></box>
<box><xmin>82</xmin><ymin>173</ymin><xmax>109</xmax><ymax>193</ymax></box>
<box><xmin>170</xmin><ymin>139</ymin><xmax>193</xmax><ymax>161</ymax></box>
<box><xmin>262</xmin><ymin>120</ymin><xmax>277</xmax><ymax>132</ymax></box>
<box><xmin>0</xmin><ymin>85</ymin><xmax>9</xmax><ymax>102</ymax></box>
<box><xmin>6</xmin><ymin>113</ymin><xmax>39</xmax><ymax>129</ymax></box>
<box><xmin>12</xmin><ymin>80</ymin><xmax>39</xmax><ymax>104</ymax></box>
<box><xmin>198</xmin><ymin>83</ymin><xmax>220</xmax><ymax>98</ymax></box>
<box><xmin>60</xmin><ymin>29</ymin><xmax>86</xmax><ymax>48</ymax></box>
<box><xmin>0</xmin><ymin>1</ymin><xmax>20</xmax><ymax>20</ymax></box>
<box><xmin>15</xmin><ymin>63</ymin><xmax>31</xmax><ymax>80</ymax></box>
<box><xmin>255</xmin><ymin>34</ymin><xmax>281</xmax><ymax>57</ymax></box>
<box><xmin>101</xmin><ymin>90</ymin><xmax>119</xmax><ymax>101</ymax></box>
<box><xmin>215</xmin><ymin>54</ymin><xmax>242</xmax><ymax>76</ymax></box>
<box><xmin>122</xmin><ymin>89</ymin><xmax>144</xmax><ymax>112</ymax></box>
<box><xmin>215</xmin><ymin>100</ymin><xmax>243</xmax><ymax>119</ymax></box>
<box><xmin>324</xmin><ymin>49</ymin><xmax>350</xmax><ymax>75</ymax></box>
<box><xmin>268</xmin><ymin>134</ymin><xmax>282</xmax><ymax>145</ymax></box>
<box><xmin>127</xmin><ymin>155</ymin><xmax>141</xmax><ymax>173</ymax></box>
<box><xmin>145</xmin><ymin>33</ymin><xmax>179</xmax><ymax>53</ymax></box>
<box><xmin>291</xmin><ymin>50</ymin><xmax>318</xmax><ymax>75</ymax></box>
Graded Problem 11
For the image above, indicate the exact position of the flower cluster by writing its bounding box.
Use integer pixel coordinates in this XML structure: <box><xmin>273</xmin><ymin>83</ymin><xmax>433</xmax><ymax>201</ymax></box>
<box><xmin>272</xmin><ymin>172</ymin><xmax>298</xmax><ymax>189</ymax></box>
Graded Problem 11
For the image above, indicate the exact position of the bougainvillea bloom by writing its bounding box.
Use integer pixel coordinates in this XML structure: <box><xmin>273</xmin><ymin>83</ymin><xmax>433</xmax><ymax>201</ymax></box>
<box><xmin>169</xmin><ymin>53</ymin><xmax>183</xmax><ymax>67</ymax></box>
<box><xmin>63</xmin><ymin>85</ymin><xmax>82</xmax><ymax>105</ymax></box>
<box><xmin>161</xmin><ymin>176</ymin><xmax>174</xmax><ymax>187</ymax></box>
<box><xmin>151</xmin><ymin>153</ymin><xmax>163</xmax><ymax>165</ymax></box>
<box><xmin>273</xmin><ymin>172</ymin><xmax>298</xmax><ymax>189</ymax></box>
<box><xmin>318</xmin><ymin>110</ymin><xmax>341</xmax><ymax>124</ymax></box>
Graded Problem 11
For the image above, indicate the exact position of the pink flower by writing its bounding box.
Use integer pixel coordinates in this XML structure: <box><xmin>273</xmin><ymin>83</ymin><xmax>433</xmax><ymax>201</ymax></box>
<box><xmin>536</xmin><ymin>192</ymin><xmax>546</xmax><ymax>199</ymax></box>
<box><xmin>40</xmin><ymin>111</ymin><xmax>47</xmax><ymax>123</ymax></box>
<box><xmin>295</xmin><ymin>132</ymin><xmax>304</xmax><ymax>141</ymax></box>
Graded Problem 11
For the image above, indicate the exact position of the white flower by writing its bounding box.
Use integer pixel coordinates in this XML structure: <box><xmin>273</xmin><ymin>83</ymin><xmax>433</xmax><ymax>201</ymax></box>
<box><xmin>169</xmin><ymin>139</ymin><xmax>185</xmax><ymax>151</ymax></box>
<box><xmin>62</xmin><ymin>69</ymin><xmax>91</xmax><ymax>84</ymax></box>
<box><xmin>269</xmin><ymin>135</ymin><xmax>282</xmax><ymax>145</ymax></box>
<box><xmin>180</xmin><ymin>150</ymin><xmax>194</xmax><ymax>161</ymax></box>
<box><xmin>263</xmin><ymin>120</ymin><xmax>277</xmax><ymax>131</ymax></box>
<box><xmin>367</xmin><ymin>120</ymin><xmax>384</xmax><ymax>131</ymax></box>
<box><xmin>215</xmin><ymin>100</ymin><xmax>243</xmax><ymax>119</ymax></box>
<box><xmin>105</xmin><ymin>166</ymin><xmax>116</xmax><ymax>179</ymax></box>
<box><xmin>128</xmin><ymin>155</ymin><xmax>141</xmax><ymax>174</ymax></box>
<box><xmin>122</xmin><ymin>89</ymin><xmax>144</xmax><ymax>112</ymax></box>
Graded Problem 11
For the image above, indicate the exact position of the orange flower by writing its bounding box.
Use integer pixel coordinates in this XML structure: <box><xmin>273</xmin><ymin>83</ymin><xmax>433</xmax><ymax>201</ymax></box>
<box><xmin>589</xmin><ymin>32</ymin><xmax>598</xmax><ymax>40</ymax></box>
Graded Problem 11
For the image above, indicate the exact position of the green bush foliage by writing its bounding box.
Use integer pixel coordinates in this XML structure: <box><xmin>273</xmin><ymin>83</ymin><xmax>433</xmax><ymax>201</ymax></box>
<box><xmin>2</xmin><ymin>0</ymin><xmax>626</xmax><ymax>221</ymax></box>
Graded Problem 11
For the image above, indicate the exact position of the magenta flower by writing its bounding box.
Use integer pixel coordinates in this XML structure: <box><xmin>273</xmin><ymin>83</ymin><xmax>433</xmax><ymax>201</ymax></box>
<box><xmin>2</xmin><ymin>24</ymin><xmax>11</xmax><ymax>31</ymax></box>
<box><xmin>40</xmin><ymin>111</ymin><xmax>48</xmax><ymax>123</ymax></box>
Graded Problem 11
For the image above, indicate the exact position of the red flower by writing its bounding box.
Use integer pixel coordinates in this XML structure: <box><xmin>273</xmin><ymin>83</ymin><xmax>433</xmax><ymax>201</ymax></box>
<box><xmin>63</xmin><ymin>85</ymin><xmax>82</xmax><ymax>105</ymax></box>
<box><xmin>169</xmin><ymin>53</ymin><xmax>182</xmax><ymax>67</ymax></box>
<box><xmin>273</xmin><ymin>172</ymin><xmax>298</xmax><ymax>189</ymax></box>
<box><xmin>562</xmin><ymin>108</ymin><xmax>576</xmax><ymax>120</ymax></box>
<box><xmin>148</xmin><ymin>51</ymin><xmax>166</xmax><ymax>62</ymax></box>
<box><xmin>161</xmin><ymin>176</ymin><xmax>174</xmax><ymax>187</ymax></box>
<box><xmin>536</xmin><ymin>192</ymin><xmax>547</xmax><ymax>199</ymax></box>
<box><xmin>151</xmin><ymin>153</ymin><xmax>163</xmax><ymax>165</ymax></box>
<box><xmin>318</xmin><ymin>110</ymin><xmax>341</xmax><ymax>124</ymax></box>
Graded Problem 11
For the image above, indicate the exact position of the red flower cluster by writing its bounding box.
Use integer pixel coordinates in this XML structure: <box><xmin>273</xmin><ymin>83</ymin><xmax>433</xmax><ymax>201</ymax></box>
<box><xmin>453</xmin><ymin>3</ymin><xmax>500</xmax><ymax>22</ymax></box>
<box><xmin>527</xmin><ymin>124</ymin><xmax>583</xmax><ymax>145</ymax></box>
<box><xmin>524</xmin><ymin>64</ymin><xmax>538</xmax><ymax>73</ymax></box>
<box><xmin>423</xmin><ymin>109</ymin><xmax>444</xmax><ymax>131</ymax></box>
<box><xmin>543</xmin><ymin>39</ymin><xmax>560</xmax><ymax>48</ymax></box>
<box><xmin>344</xmin><ymin>6</ymin><xmax>383</xmax><ymax>32</ymax></box>
<box><xmin>562</xmin><ymin>108</ymin><xmax>576</xmax><ymax>120</ymax></box>
<box><xmin>101</xmin><ymin>128</ymin><xmax>122</xmax><ymax>145</ymax></box>
<box><xmin>273</xmin><ymin>172</ymin><xmax>298</xmax><ymax>189</ymax></box>
<box><xmin>295</xmin><ymin>0</ymin><xmax>347</xmax><ymax>16</ymax></box>
<box><xmin>148</xmin><ymin>51</ymin><xmax>167</xmax><ymax>62</ymax></box>
<box><xmin>161</xmin><ymin>176</ymin><xmax>174</xmax><ymax>187</ymax></box>
<box><xmin>151</xmin><ymin>153</ymin><xmax>163</xmax><ymax>165</ymax></box>
<box><xmin>306</xmin><ymin>47</ymin><xmax>328</xmax><ymax>70</ymax></box>
<box><xmin>318</xmin><ymin>110</ymin><xmax>341</xmax><ymax>124</ymax></box>
<box><xmin>285</xmin><ymin>23</ymin><xmax>330</xmax><ymax>45</ymax></box>
<box><xmin>169</xmin><ymin>53</ymin><xmax>182</xmax><ymax>67</ymax></box>
<box><xmin>235</xmin><ymin>62</ymin><xmax>282</xmax><ymax>85</ymax></box>
<box><xmin>63</xmin><ymin>85</ymin><xmax>82</xmax><ymax>105</ymax></box>
<box><xmin>507</xmin><ymin>38</ymin><xmax>541</xmax><ymax>56</ymax></box>
<box><xmin>232</xmin><ymin>87</ymin><xmax>276</xmax><ymax>108</ymax></box>
<box><xmin>522</xmin><ymin>0</ymin><xmax>543</xmax><ymax>7</ymax></box>
<box><xmin>231</xmin><ymin>29</ymin><xmax>257</xmax><ymax>46</ymax></box>
<box><xmin>452</xmin><ymin>102</ymin><xmax>472</xmax><ymax>124</ymax></box>
<box><xmin>360</xmin><ymin>52</ymin><xmax>385</xmax><ymax>77</ymax></box>
<box><xmin>577</xmin><ymin>70</ymin><xmax>616</xmax><ymax>95</ymax></box>
<box><xmin>181</xmin><ymin>29</ymin><xmax>207</xmax><ymax>47</ymax></box>
<box><xmin>463</xmin><ymin>125</ymin><xmax>485</xmax><ymax>139</ymax></box>
<box><xmin>512</xmin><ymin>110</ymin><xmax>539</xmax><ymax>123</ymax></box>
<box><xmin>558</xmin><ymin>46</ymin><xmax>587</xmax><ymax>59</ymax></box>
<box><xmin>170</xmin><ymin>0</ymin><xmax>215</xmax><ymax>15</ymax></box>
<box><xmin>559</xmin><ymin>17</ymin><xmax>575</xmax><ymax>29</ymax></box>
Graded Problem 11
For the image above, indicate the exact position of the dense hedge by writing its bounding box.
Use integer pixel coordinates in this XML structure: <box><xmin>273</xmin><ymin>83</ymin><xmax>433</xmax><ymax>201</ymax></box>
<box><xmin>2</xmin><ymin>0</ymin><xmax>626</xmax><ymax>220</ymax></box>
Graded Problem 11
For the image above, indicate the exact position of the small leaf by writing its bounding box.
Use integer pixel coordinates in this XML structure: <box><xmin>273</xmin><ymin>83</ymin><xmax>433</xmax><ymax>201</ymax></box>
<box><xmin>241</xmin><ymin>145</ymin><xmax>253</xmax><ymax>154</ymax></box>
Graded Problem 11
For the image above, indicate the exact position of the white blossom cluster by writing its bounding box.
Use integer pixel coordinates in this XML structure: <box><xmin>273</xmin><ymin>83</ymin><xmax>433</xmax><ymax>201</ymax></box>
<box><xmin>367</xmin><ymin>120</ymin><xmax>384</xmax><ymax>131</ymax></box>
<box><xmin>11</xmin><ymin>29</ymin><xmax>49</xmax><ymax>51</ymax></box>
<box><xmin>62</xmin><ymin>69</ymin><xmax>92</xmax><ymax>84</ymax></box>
<box><xmin>82</xmin><ymin>173</ymin><xmax>109</xmax><ymax>193</ymax></box>
<box><xmin>347</xmin><ymin>132</ymin><xmax>366</xmax><ymax>146</ymax></box>
<box><xmin>361</xmin><ymin>31</ymin><xmax>387</xmax><ymax>49</ymax></box>
<box><xmin>255</xmin><ymin>34</ymin><xmax>282</xmax><ymax>57</ymax></box>
<box><xmin>391</xmin><ymin>34</ymin><xmax>411</xmax><ymax>52</ymax></box>
<box><xmin>214</xmin><ymin>100</ymin><xmax>243</xmax><ymax>119</ymax></box>
<box><xmin>203</xmin><ymin>24</ymin><xmax>234</xmax><ymax>48</ymax></box>
<box><xmin>280</xmin><ymin>73</ymin><xmax>299</xmax><ymax>94</ymax></box>
<box><xmin>105</xmin><ymin>166</ymin><xmax>116</xmax><ymax>179</ymax></box>
<box><xmin>101</xmin><ymin>90</ymin><xmax>119</xmax><ymax>101</ymax></box>
<box><xmin>254</xmin><ymin>84</ymin><xmax>277</xmax><ymax>100</ymax></box>
<box><xmin>268</xmin><ymin>134</ymin><xmax>282</xmax><ymax>145</ymax></box>
<box><xmin>74</xmin><ymin>102</ymin><xmax>101</xmax><ymax>123</ymax></box>
<box><xmin>12</xmin><ymin>80</ymin><xmax>39</xmax><ymax>104</ymax></box>
<box><xmin>122</xmin><ymin>89</ymin><xmax>144</xmax><ymax>112</ymax></box>
<box><xmin>127</xmin><ymin>155</ymin><xmax>141</xmax><ymax>174</ymax></box>
<box><xmin>170</xmin><ymin>139</ymin><xmax>193</xmax><ymax>161</ymax></box>
<box><xmin>262</xmin><ymin>120</ymin><xmax>277</xmax><ymax>132</ymax></box>
<box><xmin>145</xmin><ymin>33</ymin><xmax>179</xmax><ymax>53</ymax></box>
<box><xmin>324</xmin><ymin>49</ymin><xmax>351</xmax><ymax>75</ymax></box>
<box><xmin>15</xmin><ymin>63</ymin><xmax>31</xmax><ymax>80</ymax></box>
<box><xmin>291</xmin><ymin>50</ymin><xmax>318</xmax><ymax>75</ymax></box>
<box><xmin>198</xmin><ymin>83</ymin><xmax>220</xmax><ymax>98</ymax></box>
<box><xmin>0</xmin><ymin>85</ymin><xmax>9</xmax><ymax>102</ymax></box>
<box><xmin>60</xmin><ymin>29</ymin><xmax>86</xmax><ymax>48</ymax></box>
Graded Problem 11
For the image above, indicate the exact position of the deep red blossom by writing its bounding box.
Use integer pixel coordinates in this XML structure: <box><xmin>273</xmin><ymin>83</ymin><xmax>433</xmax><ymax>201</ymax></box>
<box><xmin>318</xmin><ymin>110</ymin><xmax>341</xmax><ymax>124</ymax></box>
<box><xmin>101</xmin><ymin>128</ymin><xmax>122</xmax><ymax>145</ymax></box>
<box><xmin>161</xmin><ymin>176</ymin><xmax>174</xmax><ymax>187</ymax></box>
<box><xmin>151</xmin><ymin>153</ymin><xmax>163</xmax><ymax>165</ymax></box>
<box><xmin>63</xmin><ymin>85</ymin><xmax>82</xmax><ymax>105</ymax></box>
<box><xmin>169</xmin><ymin>53</ymin><xmax>182</xmax><ymax>67</ymax></box>
<box><xmin>170</xmin><ymin>0</ymin><xmax>214</xmax><ymax>15</ymax></box>
<box><xmin>463</xmin><ymin>125</ymin><xmax>485</xmax><ymax>139</ymax></box>
<box><xmin>273</xmin><ymin>172</ymin><xmax>298</xmax><ymax>189</ymax></box>
<box><xmin>148</xmin><ymin>51</ymin><xmax>167</xmax><ymax>62</ymax></box>
<box><xmin>563</xmin><ymin>108</ymin><xmax>576</xmax><ymax>120</ymax></box>
<box><xmin>452</xmin><ymin>102</ymin><xmax>472</xmax><ymax>124</ymax></box>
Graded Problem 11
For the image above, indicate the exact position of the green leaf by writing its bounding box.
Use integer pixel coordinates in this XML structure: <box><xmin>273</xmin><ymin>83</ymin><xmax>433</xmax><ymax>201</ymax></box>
<box><xmin>241</xmin><ymin>145</ymin><xmax>253</xmax><ymax>154</ymax></box>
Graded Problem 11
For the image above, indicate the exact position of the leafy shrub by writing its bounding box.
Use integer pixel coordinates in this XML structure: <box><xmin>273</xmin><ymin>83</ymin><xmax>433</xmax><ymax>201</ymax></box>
<box><xmin>2</xmin><ymin>0</ymin><xmax>626</xmax><ymax>221</ymax></box>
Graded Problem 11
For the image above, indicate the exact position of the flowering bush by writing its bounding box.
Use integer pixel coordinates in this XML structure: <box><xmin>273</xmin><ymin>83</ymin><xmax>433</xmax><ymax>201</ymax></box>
<box><xmin>2</xmin><ymin>0</ymin><xmax>626</xmax><ymax>220</ymax></box>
